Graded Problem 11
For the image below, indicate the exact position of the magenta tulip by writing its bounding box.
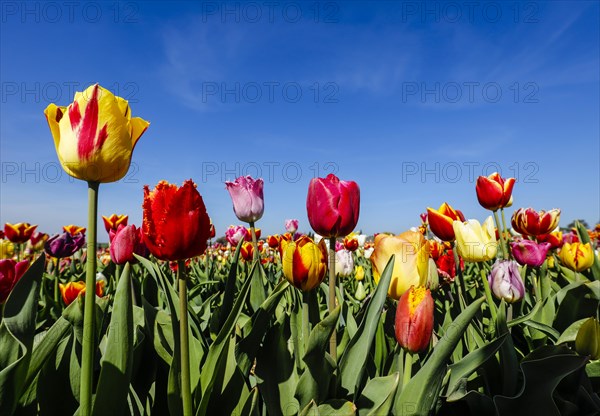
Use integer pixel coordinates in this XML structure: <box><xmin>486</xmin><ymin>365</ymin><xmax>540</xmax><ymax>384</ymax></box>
<box><xmin>306</xmin><ymin>174</ymin><xmax>360</xmax><ymax>238</ymax></box>
<box><xmin>225</xmin><ymin>225</ymin><xmax>249</xmax><ymax>247</ymax></box>
<box><xmin>510</xmin><ymin>240</ymin><xmax>551</xmax><ymax>267</ymax></box>
<box><xmin>0</xmin><ymin>259</ymin><xmax>29</xmax><ymax>303</ymax></box>
<box><xmin>285</xmin><ymin>219</ymin><xmax>299</xmax><ymax>233</ymax></box>
<box><xmin>109</xmin><ymin>224</ymin><xmax>149</xmax><ymax>265</ymax></box>
<box><xmin>225</xmin><ymin>176</ymin><xmax>264</xmax><ymax>223</ymax></box>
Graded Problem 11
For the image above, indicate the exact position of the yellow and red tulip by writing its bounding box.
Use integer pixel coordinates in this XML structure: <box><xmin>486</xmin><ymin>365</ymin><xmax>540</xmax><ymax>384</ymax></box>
<box><xmin>44</xmin><ymin>84</ymin><xmax>149</xmax><ymax>183</ymax></box>
<box><xmin>343</xmin><ymin>234</ymin><xmax>359</xmax><ymax>251</ymax></box>
<box><xmin>370</xmin><ymin>231</ymin><xmax>430</xmax><ymax>300</ymax></box>
<box><xmin>559</xmin><ymin>242</ymin><xmax>595</xmax><ymax>272</ymax></box>
<box><xmin>240</xmin><ymin>241</ymin><xmax>255</xmax><ymax>262</ymax></box>
<box><xmin>511</xmin><ymin>208</ymin><xmax>560</xmax><ymax>237</ymax></box>
<box><xmin>102</xmin><ymin>214</ymin><xmax>129</xmax><ymax>233</ymax></box>
<box><xmin>281</xmin><ymin>235</ymin><xmax>328</xmax><ymax>291</ymax></box>
<box><xmin>475</xmin><ymin>172</ymin><xmax>515</xmax><ymax>211</ymax></box>
<box><xmin>63</xmin><ymin>224</ymin><xmax>86</xmax><ymax>236</ymax></box>
<box><xmin>426</xmin><ymin>202</ymin><xmax>465</xmax><ymax>242</ymax></box>
<box><xmin>395</xmin><ymin>285</ymin><xmax>434</xmax><ymax>353</ymax></box>
<box><xmin>60</xmin><ymin>280</ymin><xmax>105</xmax><ymax>306</ymax></box>
<box><xmin>4</xmin><ymin>222</ymin><xmax>37</xmax><ymax>243</ymax></box>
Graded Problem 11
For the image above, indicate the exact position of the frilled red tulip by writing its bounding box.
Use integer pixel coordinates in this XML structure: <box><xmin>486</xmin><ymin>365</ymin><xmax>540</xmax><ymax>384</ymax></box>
<box><xmin>109</xmin><ymin>224</ymin><xmax>149</xmax><ymax>265</ymax></box>
<box><xmin>102</xmin><ymin>214</ymin><xmax>129</xmax><ymax>233</ymax></box>
<box><xmin>4</xmin><ymin>223</ymin><xmax>38</xmax><ymax>243</ymax></box>
<box><xmin>510</xmin><ymin>240</ymin><xmax>551</xmax><ymax>267</ymax></box>
<box><xmin>395</xmin><ymin>285</ymin><xmax>434</xmax><ymax>353</ymax></box>
<box><xmin>475</xmin><ymin>172</ymin><xmax>515</xmax><ymax>211</ymax></box>
<box><xmin>63</xmin><ymin>225</ymin><xmax>86</xmax><ymax>236</ymax></box>
<box><xmin>45</xmin><ymin>232</ymin><xmax>86</xmax><ymax>258</ymax></box>
<box><xmin>142</xmin><ymin>180</ymin><xmax>211</xmax><ymax>261</ymax></box>
<box><xmin>306</xmin><ymin>174</ymin><xmax>360</xmax><ymax>238</ymax></box>
<box><xmin>511</xmin><ymin>208</ymin><xmax>560</xmax><ymax>237</ymax></box>
<box><xmin>60</xmin><ymin>280</ymin><xmax>105</xmax><ymax>306</ymax></box>
<box><xmin>426</xmin><ymin>203</ymin><xmax>465</xmax><ymax>241</ymax></box>
<box><xmin>0</xmin><ymin>259</ymin><xmax>29</xmax><ymax>303</ymax></box>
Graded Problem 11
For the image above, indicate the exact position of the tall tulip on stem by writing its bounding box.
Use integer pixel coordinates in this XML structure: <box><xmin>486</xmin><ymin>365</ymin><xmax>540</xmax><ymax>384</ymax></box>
<box><xmin>307</xmin><ymin>174</ymin><xmax>360</xmax><ymax>360</ymax></box>
<box><xmin>44</xmin><ymin>83</ymin><xmax>149</xmax><ymax>415</ymax></box>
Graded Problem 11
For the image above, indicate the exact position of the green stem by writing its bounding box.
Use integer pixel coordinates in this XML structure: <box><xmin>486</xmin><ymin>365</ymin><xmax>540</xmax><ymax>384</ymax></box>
<box><xmin>478</xmin><ymin>265</ymin><xmax>497</xmax><ymax>326</ymax></box>
<box><xmin>303</xmin><ymin>290</ymin><xmax>310</xmax><ymax>353</ymax></box>
<box><xmin>249</xmin><ymin>221</ymin><xmax>259</xmax><ymax>262</ymax></box>
<box><xmin>178</xmin><ymin>260</ymin><xmax>193</xmax><ymax>416</ymax></box>
<box><xmin>80</xmin><ymin>181</ymin><xmax>99</xmax><ymax>416</ymax></box>
<box><xmin>54</xmin><ymin>259</ymin><xmax>60</xmax><ymax>305</ymax></box>
<box><xmin>451</xmin><ymin>242</ymin><xmax>467</xmax><ymax>308</ymax></box>
<box><xmin>402</xmin><ymin>351</ymin><xmax>413</xmax><ymax>388</ymax></box>
<box><xmin>328</xmin><ymin>237</ymin><xmax>337</xmax><ymax>361</ymax></box>
<box><xmin>493</xmin><ymin>210</ymin><xmax>509</xmax><ymax>260</ymax></box>
<box><xmin>500</xmin><ymin>208</ymin><xmax>510</xmax><ymax>236</ymax></box>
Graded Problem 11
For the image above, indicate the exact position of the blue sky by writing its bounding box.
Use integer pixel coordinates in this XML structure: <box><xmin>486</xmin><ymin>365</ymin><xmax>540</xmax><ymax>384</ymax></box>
<box><xmin>1</xmin><ymin>1</ymin><xmax>598</xmax><ymax>242</ymax></box>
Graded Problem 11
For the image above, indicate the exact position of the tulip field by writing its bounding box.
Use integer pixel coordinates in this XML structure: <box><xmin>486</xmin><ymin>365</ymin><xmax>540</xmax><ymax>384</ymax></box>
<box><xmin>1</xmin><ymin>84</ymin><xmax>600</xmax><ymax>416</ymax></box>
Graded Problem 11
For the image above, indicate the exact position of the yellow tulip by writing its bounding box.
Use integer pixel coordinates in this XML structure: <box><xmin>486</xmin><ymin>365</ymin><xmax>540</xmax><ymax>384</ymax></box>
<box><xmin>281</xmin><ymin>235</ymin><xmax>327</xmax><ymax>291</ymax></box>
<box><xmin>354</xmin><ymin>265</ymin><xmax>365</xmax><ymax>281</ymax></box>
<box><xmin>559</xmin><ymin>242</ymin><xmax>595</xmax><ymax>272</ymax></box>
<box><xmin>370</xmin><ymin>231</ymin><xmax>430</xmax><ymax>300</ymax></box>
<box><xmin>44</xmin><ymin>84</ymin><xmax>149</xmax><ymax>183</ymax></box>
<box><xmin>452</xmin><ymin>216</ymin><xmax>498</xmax><ymax>262</ymax></box>
<box><xmin>0</xmin><ymin>239</ymin><xmax>15</xmax><ymax>259</ymax></box>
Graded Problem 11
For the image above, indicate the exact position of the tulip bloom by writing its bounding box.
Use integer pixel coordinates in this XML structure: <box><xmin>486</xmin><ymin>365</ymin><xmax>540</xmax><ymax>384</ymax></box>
<box><xmin>63</xmin><ymin>225</ymin><xmax>86</xmax><ymax>236</ymax></box>
<box><xmin>488</xmin><ymin>260</ymin><xmax>525</xmax><ymax>303</ymax></box>
<box><xmin>395</xmin><ymin>285</ymin><xmax>434</xmax><ymax>353</ymax></box>
<box><xmin>60</xmin><ymin>280</ymin><xmax>105</xmax><ymax>306</ymax></box>
<box><xmin>452</xmin><ymin>217</ymin><xmax>498</xmax><ymax>262</ymax></box>
<box><xmin>354</xmin><ymin>265</ymin><xmax>365</xmax><ymax>281</ymax></box>
<box><xmin>559</xmin><ymin>242</ymin><xmax>595</xmax><ymax>272</ymax></box>
<box><xmin>281</xmin><ymin>235</ymin><xmax>328</xmax><ymax>291</ymax></box>
<box><xmin>209</xmin><ymin>222</ymin><xmax>216</xmax><ymax>239</ymax></box>
<box><xmin>306</xmin><ymin>174</ymin><xmax>360</xmax><ymax>238</ymax></box>
<box><xmin>0</xmin><ymin>259</ymin><xmax>29</xmax><ymax>303</ymax></box>
<box><xmin>285</xmin><ymin>219</ymin><xmax>299</xmax><ymax>233</ymax></box>
<box><xmin>537</xmin><ymin>231</ymin><xmax>563</xmax><ymax>249</ymax></box>
<box><xmin>426</xmin><ymin>202</ymin><xmax>465</xmax><ymax>241</ymax></box>
<box><xmin>142</xmin><ymin>180</ymin><xmax>211</xmax><ymax>262</ymax></box>
<box><xmin>225</xmin><ymin>225</ymin><xmax>250</xmax><ymax>247</ymax></box>
<box><xmin>475</xmin><ymin>172</ymin><xmax>515</xmax><ymax>211</ymax></box>
<box><xmin>44</xmin><ymin>84</ymin><xmax>149</xmax><ymax>183</ymax></box>
<box><xmin>510</xmin><ymin>240</ymin><xmax>551</xmax><ymax>267</ymax></box>
<box><xmin>102</xmin><ymin>214</ymin><xmax>129</xmax><ymax>233</ymax></box>
<box><xmin>267</xmin><ymin>235</ymin><xmax>281</xmax><ymax>249</ymax></box>
<box><xmin>4</xmin><ymin>223</ymin><xmax>37</xmax><ymax>243</ymax></box>
<box><xmin>335</xmin><ymin>249</ymin><xmax>354</xmax><ymax>277</ymax></box>
<box><xmin>225</xmin><ymin>176</ymin><xmax>264</xmax><ymax>223</ymax></box>
<box><xmin>343</xmin><ymin>234</ymin><xmax>359</xmax><ymax>251</ymax></box>
<box><xmin>240</xmin><ymin>241</ymin><xmax>254</xmax><ymax>262</ymax></box>
<box><xmin>45</xmin><ymin>232</ymin><xmax>86</xmax><ymax>258</ymax></box>
<box><xmin>370</xmin><ymin>231</ymin><xmax>430</xmax><ymax>300</ymax></box>
<box><xmin>511</xmin><ymin>208</ymin><xmax>560</xmax><ymax>236</ymax></box>
<box><xmin>29</xmin><ymin>232</ymin><xmax>49</xmax><ymax>251</ymax></box>
<box><xmin>0</xmin><ymin>239</ymin><xmax>14</xmax><ymax>260</ymax></box>
<box><xmin>435</xmin><ymin>250</ymin><xmax>462</xmax><ymax>283</ymax></box>
<box><xmin>109</xmin><ymin>224</ymin><xmax>148</xmax><ymax>265</ymax></box>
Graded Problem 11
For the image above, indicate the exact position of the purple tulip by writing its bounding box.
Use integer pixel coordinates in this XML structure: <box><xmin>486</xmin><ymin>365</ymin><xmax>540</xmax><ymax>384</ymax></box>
<box><xmin>488</xmin><ymin>260</ymin><xmax>525</xmax><ymax>303</ymax></box>
<box><xmin>225</xmin><ymin>176</ymin><xmax>264</xmax><ymax>223</ymax></box>
<box><xmin>285</xmin><ymin>219</ymin><xmax>299</xmax><ymax>233</ymax></box>
<box><xmin>109</xmin><ymin>224</ymin><xmax>149</xmax><ymax>265</ymax></box>
<box><xmin>510</xmin><ymin>240</ymin><xmax>551</xmax><ymax>267</ymax></box>
<box><xmin>44</xmin><ymin>232</ymin><xmax>85</xmax><ymax>258</ymax></box>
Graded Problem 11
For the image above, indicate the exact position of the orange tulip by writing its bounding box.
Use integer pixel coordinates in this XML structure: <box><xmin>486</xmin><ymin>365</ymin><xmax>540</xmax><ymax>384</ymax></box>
<box><xmin>60</xmin><ymin>280</ymin><xmax>105</xmax><ymax>306</ymax></box>
<box><xmin>395</xmin><ymin>285</ymin><xmax>434</xmax><ymax>353</ymax></box>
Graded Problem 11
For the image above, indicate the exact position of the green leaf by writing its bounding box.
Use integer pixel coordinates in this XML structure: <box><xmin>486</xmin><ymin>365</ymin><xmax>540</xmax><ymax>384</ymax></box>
<box><xmin>195</xmin><ymin>260</ymin><xmax>257</xmax><ymax>415</ymax></box>
<box><xmin>520</xmin><ymin>320</ymin><xmax>560</xmax><ymax>341</ymax></box>
<box><xmin>0</xmin><ymin>254</ymin><xmax>44</xmax><ymax>415</ymax></box>
<box><xmin>557</xmin><ymin>318</ymin><xmax>589</xmax><ymax>345</ymax></box>
<box><xmin>355</xmin><ymin>372</ymin><xmax>399</xmax><ymax>415</ymax></box>
<box><xmin>394</xmin><ymin>297</ymin><xmax>485</xmax><ymax>415</ymax></box>
<box><xmin>295</xmin><ymin>305</ymin><xmax>341</xmax><ymax>408</ymax></box>
<box><xmin>93</xmin><ymin>263</ymin><xmax>134</xmax><ymax>415</ymax></box>
<box><xmin>236</xmin><ymin>279</ymin><xmax>290</xmax><ymax>376</ymax></box>
<box><xmin>338</xmin><ymin>254</ymin><xmax>395</xmax><ymax>399</ymax></box>
<box><xmin>217</xmin><ymin>239</ymin><xmax>243</xmax><ymax>329</ymax></box>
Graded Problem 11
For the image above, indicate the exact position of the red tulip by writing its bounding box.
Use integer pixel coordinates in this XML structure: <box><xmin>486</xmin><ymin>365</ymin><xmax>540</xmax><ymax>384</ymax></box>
<box><xmin>511</xmin><ymin>208</ymin><xmax>560</xmax><ymax>236</ymax></box>
<box><xmin>4</xmin><ymin>223</ymin><xmax>37</xmax><ymax>243</ymax></box>
<box><xmin>0</xmin><ymin>259</ymin><xmax>29</xmax><ymax>303</ymax></box>
<box><xmin>60</xmin><ymin>280</ymin><xmax>105</xmax><ymax>306</ymax></box>
<box><xmin>536</xmin><ymin>231</ymin><xmax>563</xmax><ymax>249</ymax></box>
<box><xmin>343</xmin><ymin>235</ymin><xmax>359</xmax><ymax>252</ymax></box>
<box><xmin>395</xmin><ymin>285</ymin><xmax>434</xmax><ymax>353</ymax></box>
<box><xmin>307</xmin><ymin>174</ymin><xmax>360</xmax><ymax>238</ymax></box>
<box><xmin>102</xmin><ymin>214</ymin><xmax>129</xmax><ymax>233</ymax></box>
<box><xmin>240</xmin><ymin>241</ymin><xmax>254</xmax><ymax>261</ymax></box>
<box><xmin>267</xmin><ymin>235</ymin><xmax>281</xmax><ymax>249</ymax></box>
<box><xmin>209</xmin><ymin>222</ymin><xmax>216</xmax><ymax>239</ymax></box>
<box><xmin>142</xmin><ymin>180</ymin><xmax>211</xmax><ymax>261</ymax></box>
<box><xmin>426</xmin><ymin>202</ymin><xmax>465</xmax><ymax>241</ymax></box>
<box><xmin>475</xmin><ymin>172</ymin><xmax>515</xmax><ymax>211</ymax></box>
<box><xmin>109</xmin><ymin>224</ymin><xmax>149</xmax><ymax>265</ymax></box>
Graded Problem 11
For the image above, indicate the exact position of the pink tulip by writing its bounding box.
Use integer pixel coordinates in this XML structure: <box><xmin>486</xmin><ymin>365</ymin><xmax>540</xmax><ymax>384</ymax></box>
<box><xmin>225</xmin><ymin>225</ymin><xmax>249</xmax><ymax>246</ymax></box>
<box><xmin>109</xmin><ymin>224</ymin><xmax>149</xmax><ymax>265</ymax></box>
<box><xmin>510</xmin><ymin>240</ymin><xmax>551</xmax><ymax>267</ymax></box>
<box><xmin>225</xmin><ymin>176</ymin><xmax>264</xmax><ymax>223</ymax></box>
<box><xmin>306</xmin><ymin>174</ymin><xmax>360</xmax><ymax>238</ymax></box>
<box><xmin>285</xmin><ymin>219</ymin><xmax>299</xmax><ymax>233</ymax></box>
